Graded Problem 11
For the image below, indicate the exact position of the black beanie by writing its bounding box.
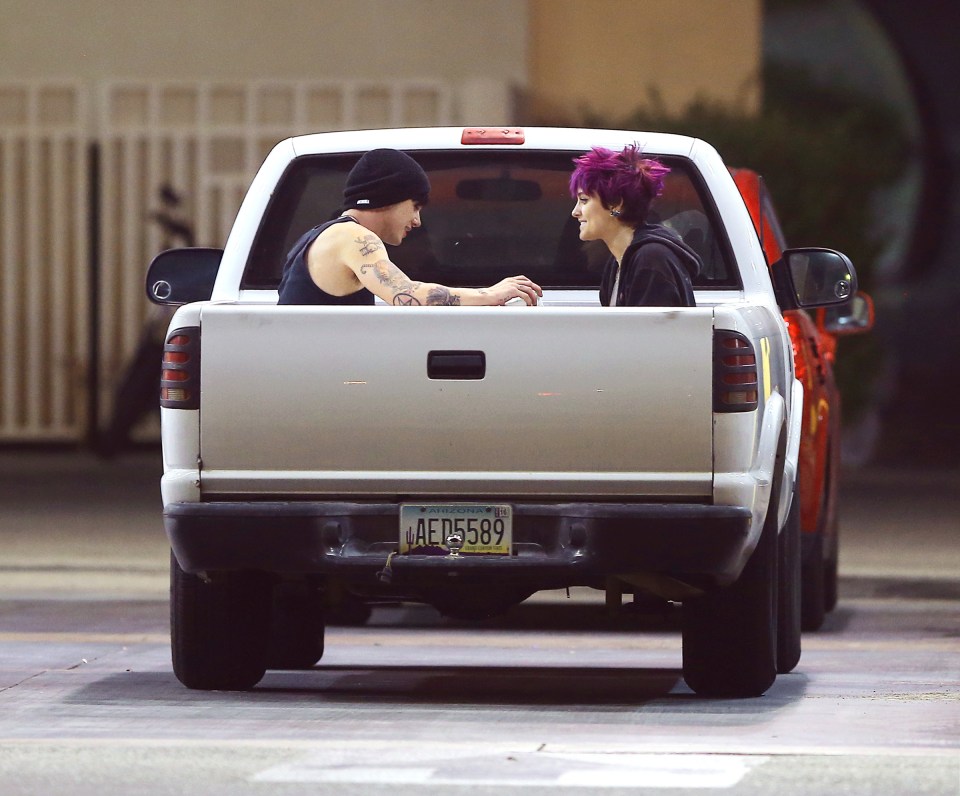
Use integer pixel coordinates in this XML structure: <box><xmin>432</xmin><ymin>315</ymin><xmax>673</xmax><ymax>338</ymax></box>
<box><xmin>342</xmin><ymin>149</ymin><xmax>430</xmax><ymax>209</ymax></box>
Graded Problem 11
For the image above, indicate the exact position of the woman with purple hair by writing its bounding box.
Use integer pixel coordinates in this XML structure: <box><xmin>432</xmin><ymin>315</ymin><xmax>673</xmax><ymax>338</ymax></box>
<box><xmin>570</xmin><ymin>144</ymin><xmax>702</xmax><ymax>306</ymax></box>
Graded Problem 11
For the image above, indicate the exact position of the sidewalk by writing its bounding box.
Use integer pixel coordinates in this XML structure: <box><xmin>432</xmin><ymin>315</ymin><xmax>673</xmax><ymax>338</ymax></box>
<box><xmin>1</xmin><ymin>450</ymin><xmax>958</xmax><ymax>597</ymax></box>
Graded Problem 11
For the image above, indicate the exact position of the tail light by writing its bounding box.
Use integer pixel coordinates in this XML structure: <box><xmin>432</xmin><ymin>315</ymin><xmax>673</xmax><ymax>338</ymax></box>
<box><xmin>714</xmin><ymin>331</ymin><xmax>759</xmax><ymax>412</ymax></box>
<box><xmin>160</xmin><ymin>327</ymin><xmax>200</xmax><ymax>409</ymax></box>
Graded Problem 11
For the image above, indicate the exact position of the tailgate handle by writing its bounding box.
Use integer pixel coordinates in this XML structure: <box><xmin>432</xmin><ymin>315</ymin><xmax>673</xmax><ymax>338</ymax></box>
<box><xmin>427</xmin><ymin>350</ymin><xmax>486</xmax><ymax>380</ymax></box>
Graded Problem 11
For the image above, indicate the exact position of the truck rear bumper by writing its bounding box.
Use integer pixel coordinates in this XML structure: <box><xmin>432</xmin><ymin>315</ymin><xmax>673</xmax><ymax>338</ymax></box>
<box><xmin>165</xmin><ymin>501</ymin><xmax>752</xmax><ymax>590</ymax></box>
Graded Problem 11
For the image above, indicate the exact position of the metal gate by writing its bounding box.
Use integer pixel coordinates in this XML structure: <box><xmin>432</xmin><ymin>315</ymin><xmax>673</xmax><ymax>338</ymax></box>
<box><xmin>0</xmin><ymin>82</ymin><xmax>90</xmax><ymax>441</ymax></box>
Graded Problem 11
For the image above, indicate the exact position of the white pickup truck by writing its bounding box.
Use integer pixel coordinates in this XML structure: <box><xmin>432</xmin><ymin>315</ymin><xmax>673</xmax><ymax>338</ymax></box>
<box><xmin>146</xmin><ymin>126</ymin><xmax>858</xmax><ymax>697</ymax></box>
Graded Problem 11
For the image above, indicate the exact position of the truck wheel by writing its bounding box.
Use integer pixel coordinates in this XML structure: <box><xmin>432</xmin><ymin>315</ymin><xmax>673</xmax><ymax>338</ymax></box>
<box><xmin>777</xmin><ymin>482</ymin><xmax>802</xmax><ymax>674</ymax></box>
<box><xmin>170</xmin><ymin>552</ymin><xmax>271</xmax><ymax>690</ymax></box>
<box><xmin>801</xmin><ymin>532</ymin><xmax>827</xmax><ymax>631</ymax></box>
<box><xmin>267</xmin><ymin>581</ymin><xmax>326</xmax><ymax>670</ymax></box>
<box><xmin>682</xmin><ymin>488</ymin><xmax>778</xmax><ymax>697</ymax></box>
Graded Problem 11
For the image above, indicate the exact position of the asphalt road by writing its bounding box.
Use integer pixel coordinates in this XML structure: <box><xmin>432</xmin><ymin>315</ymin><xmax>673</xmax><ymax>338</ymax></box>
<box><xmin>1</xmin><ymin>451</ymin><xmax>959</xmax><ymax>794</ymax></box>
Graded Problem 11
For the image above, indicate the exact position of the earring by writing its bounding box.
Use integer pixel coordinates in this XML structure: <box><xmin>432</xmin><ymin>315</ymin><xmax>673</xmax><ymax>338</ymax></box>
<box><xmin>610</xmin><ymin>209</ymin><xmax>621</xmax><ymax>218</ymax></box>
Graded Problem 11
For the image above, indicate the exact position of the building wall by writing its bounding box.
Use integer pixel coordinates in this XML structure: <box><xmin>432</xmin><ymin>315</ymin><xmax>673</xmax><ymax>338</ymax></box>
<box><xmin>2</xmin><ymin>0</ymin><xmax>763</xmax><ymax>130</ymax></box>
<box><xmin>528</xmin><ymin>0</ymin><xmax>762</xmax><ymax>123</ymax></box>
<box><xmin>0</xmin><ymin>1</ymin><xmax>528</xmax><ymax>83</ymax></box>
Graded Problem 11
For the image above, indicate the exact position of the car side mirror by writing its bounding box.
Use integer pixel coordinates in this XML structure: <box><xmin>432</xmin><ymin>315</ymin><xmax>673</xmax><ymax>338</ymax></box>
<box><xmin>821</xmin><ymin>292</ymin><xmax>875</xmax><ymax>336</ymax></box>
<box><xmin>771</xmin><ymin>248</ymin><xmax>858</xmax><ymax>310</ymax></box>
<box><xmin>145</xmin><ymin>248</ymin><xmax>223</xmax><ymax>305</ymax></box>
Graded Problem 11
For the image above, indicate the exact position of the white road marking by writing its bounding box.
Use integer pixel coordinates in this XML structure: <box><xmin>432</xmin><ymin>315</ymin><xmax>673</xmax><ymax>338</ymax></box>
<box><xmin>253</xmin><ymin>746</ymin><xmax>765</xmax><ymax>788</ymax></box>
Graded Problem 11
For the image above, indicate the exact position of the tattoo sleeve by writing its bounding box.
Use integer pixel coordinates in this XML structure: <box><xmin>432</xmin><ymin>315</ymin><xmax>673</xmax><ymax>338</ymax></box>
<box><xmin>360</xmin><ymin>258</ymin><xmax>428</xmax><ymax>303</ymax></box>
<box><xmin>358</xmin><ymin>257</ymin><xmax>461</xmax><ymax>306</ymax></box>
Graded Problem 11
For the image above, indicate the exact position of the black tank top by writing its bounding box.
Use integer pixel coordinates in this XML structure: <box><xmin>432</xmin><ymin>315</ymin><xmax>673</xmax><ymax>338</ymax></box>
<box><xmin>277</xmin><ymin>216</ymin><xmax>375</xmax><ymax>305</ymax></box>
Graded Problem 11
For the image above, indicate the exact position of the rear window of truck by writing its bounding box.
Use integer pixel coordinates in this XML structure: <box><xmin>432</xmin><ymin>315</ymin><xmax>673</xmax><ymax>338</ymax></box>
<box><xmin>242</xmin><ymin>150</ymin><xmax>740</xmax><ymax>290</ymax></box>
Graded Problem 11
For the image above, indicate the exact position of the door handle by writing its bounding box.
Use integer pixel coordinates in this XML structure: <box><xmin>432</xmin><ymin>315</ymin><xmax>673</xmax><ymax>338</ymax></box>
<box><xmin>427</xmin><ymin>350</ymin><xmax>486</xmax><ymax>380</ymax></box>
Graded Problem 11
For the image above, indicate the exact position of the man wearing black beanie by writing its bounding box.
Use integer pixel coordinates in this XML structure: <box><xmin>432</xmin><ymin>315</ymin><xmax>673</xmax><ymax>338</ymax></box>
<box><xmin>278</xmin><ymin>148</ymin><xmax>541</xmax><ymax>306</ymax></box>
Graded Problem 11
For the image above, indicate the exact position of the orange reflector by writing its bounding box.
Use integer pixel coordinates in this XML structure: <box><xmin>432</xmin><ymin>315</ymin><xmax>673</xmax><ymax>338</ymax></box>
<box><xmin>162</xmin><ymin>369</ymin><xmax>189</xmax><ymax>381</ymax></box>
<box><xmin>461</xmin><ymin>127</ymin><xmax>525</xmax><ymax>145</ymax></box>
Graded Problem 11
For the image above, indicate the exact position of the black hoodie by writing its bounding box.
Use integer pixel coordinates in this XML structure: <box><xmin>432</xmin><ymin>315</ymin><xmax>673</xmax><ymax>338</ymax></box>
<box><xmin>599</xmin><ymin>223</ymin><xmax>703</xmax><ymax>307</ymax></box>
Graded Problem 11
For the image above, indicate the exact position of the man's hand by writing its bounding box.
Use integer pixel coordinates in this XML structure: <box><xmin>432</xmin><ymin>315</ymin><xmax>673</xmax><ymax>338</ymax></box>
<box><xmin>487</xmin><ymin>276</ymin><xmax>542</xmax><ymax>305</ymax></box>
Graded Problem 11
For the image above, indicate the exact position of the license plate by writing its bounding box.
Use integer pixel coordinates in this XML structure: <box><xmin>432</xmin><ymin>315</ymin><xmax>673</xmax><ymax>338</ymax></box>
<box><xmin>399</xmin><ymin>503</ymin><xmax>512</xmax><ymax>555</ymax></box>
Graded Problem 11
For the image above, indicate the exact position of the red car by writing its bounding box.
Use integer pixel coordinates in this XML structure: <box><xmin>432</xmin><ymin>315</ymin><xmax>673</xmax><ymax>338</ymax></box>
<box><xmin>731</xmin><ymin>168</ymin><xmax>874</xmax><ymax>630</ymax></box>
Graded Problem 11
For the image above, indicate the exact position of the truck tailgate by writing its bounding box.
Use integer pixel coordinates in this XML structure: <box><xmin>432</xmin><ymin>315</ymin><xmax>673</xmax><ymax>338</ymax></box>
<box><xmin>198</xmin><ymin>304</ymin><xmax>715</xmax><ymax>498</ymax></box>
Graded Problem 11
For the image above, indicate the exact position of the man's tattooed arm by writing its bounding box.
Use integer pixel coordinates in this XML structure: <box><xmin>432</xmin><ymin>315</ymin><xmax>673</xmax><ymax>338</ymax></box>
<box><xmin>358</xmin><ymin>255</ymin><xmax>463</xmax><ymax>306</ymax></box>
<box><xmin>391</xmin><ymin>285</ymin><xmax>461</xmax><ymax>305</ymax></box>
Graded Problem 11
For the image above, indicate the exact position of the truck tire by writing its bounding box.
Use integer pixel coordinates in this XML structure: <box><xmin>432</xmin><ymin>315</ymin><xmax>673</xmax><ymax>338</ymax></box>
<box><xmin>170</xmin><ymin>552</ymin><xmax>272</xmax><ymax>690</ymax></box>
<box><xmin>266</xmin><ymin>581</ymin><xmax>326</xmax><ymax>670</ymax></box>
<box><xmin>777</xmin><ymin>482</ymin><xmax>802</xmax><ymax>673</ymax></box>
<box><xmin>682</xmin><ymin>484</ymin><xmax>779</xmax><ymax>698</ymax></box>
<box><xmin>801</xmin><ymin>531</ymin><xmax>827</xmax><ymax>631</ymax></box>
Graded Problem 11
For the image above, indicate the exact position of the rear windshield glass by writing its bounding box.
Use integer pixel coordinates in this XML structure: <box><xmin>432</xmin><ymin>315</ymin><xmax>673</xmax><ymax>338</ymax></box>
<box><xmin>242</xmin><ymin>150</ymin><xmax>739</xmax><ymax>290</ymax></box>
